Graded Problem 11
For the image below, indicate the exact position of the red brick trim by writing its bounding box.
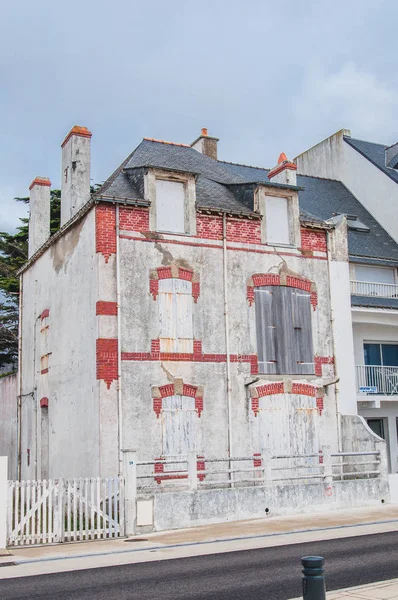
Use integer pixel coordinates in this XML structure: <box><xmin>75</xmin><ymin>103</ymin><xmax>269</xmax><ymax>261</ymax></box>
<box><xmin>119</xmin><ymin>206</ymin><xmax>149</xmax><ymax>232</ymax></box>
<box><xmin>40</xmin><ymin>397</ymin><xmax>49</xmax><ymax>408</ymax></box>
<box><xmin>154</xmin><ymin>456</ymin><xmax>206</xmax><ymax>483</ymax></box>
<box><xmin>250</xmin><ymin>381</ymin><xmax>325</xmax><ymax>415</ymax></box>
<box><xmin>253</xmin><ymin>453</ymin><xmax>262</xmax><ymax>468</ymax></box>
<box><xmin>96</xmin><ymin>301</ymin><xmax>118</xmax><ymax>316</ymax></box>
<box><xmin>247</xmin><ymin>273</ymin><xmax>318</xmax><ymax>309</ymax></box>
<box><xmin>150</xmin><ymin>266</ymin><xmax>200</xmax><ymax>302</ymax></box>
<box><xmin>61</xmin><ymin>125</ymin><xmax>92</xmax><ymax>148</ymax></box>
<box><xmin>29</xmin><ymin>177</ymin><xmax>51</xmax><ymax>190</ymax></box>
<box><xmin>122</xmin><ymin>340</ymin><xmax>258</xmax><ymax>375</ymax></box>
<box><xmin>197</xmin><ymin>456</ymin><xmax>206</xmax><ymax>482</ymax></box>
<box><xmin>300</xmin><ymin>228</ymin><xmax>327</xmax><ymax>253</ymax></box>
<box><xmin>96</xmin><ymin>338</ymin><xmax>118</xmax><ymax>389</ymax></box>
<box><xmin>196</xmin><ymin>214</ymin><xmax>262</xmax><ymax>244</ymax></box>
<box><xmin>96</xmin><ymin>205</ymin><xmax>116</xmax><ymax>263</ymax></box>
<box><xmin>40</xmin><ymin>309</ymin><xmax>50</xmax><ymax>321</ymax></box>
<box><xmin>151</xmin><ymin>381</ymin><xmax>204</xmax><ymax>418</ymax></box>
<box><xmin>41</xmin><ymin>368</ymin><xmax>49</xmax><ymax>375</ymax></box>
<box><xmin>314</xmin><ymin>356</ymin><xmax>334</xmax><ymax>377</ymax></box>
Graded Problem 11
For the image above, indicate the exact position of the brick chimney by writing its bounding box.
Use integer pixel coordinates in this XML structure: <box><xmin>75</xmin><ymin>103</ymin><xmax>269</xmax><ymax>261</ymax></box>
<box><xmin>61</xmin><ymin>125</ymin><xmax>92</xmax><ymax>226</ymax></box>
<box><xmin>386</xmin><ymin>142</ymin><xmax>398</xmax><ymax>169</ymax></box>
<box><xmin>268</xmin><ymin>152</ymin><xmax>297</xmax><ymax>186</ymax></box>
<box><xmin>191</xmin><ymin>128</ymin><xmax>219</xmax><ymax>160</ymax></box>
<box><xmin>28</xmin><ymin>177</ymin><xmax>51</xmax><ymax>257</ymax></box>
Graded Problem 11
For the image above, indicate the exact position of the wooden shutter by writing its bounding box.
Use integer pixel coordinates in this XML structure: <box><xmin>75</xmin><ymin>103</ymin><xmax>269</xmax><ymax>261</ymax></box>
<box><xmin>161</xmin><ymin>395</ymin><xmax>197</xmax><ymax>458</ymax></box>
<box><xmin>159</xmin><ymin>279</ymin><xmax>176</xmax><ymax>352</ymax></box>
<box><xmin>159</xmin><ymin>279</ymin><xmax>193</xmax><ymax>353</ymax></box>
<box><xmin>265</xmin><ymin>196</ymin><xmax>290</xmax><ymax>245</ymax></box>
<box><xmin>255</xmin><ymin>287</ymin><xmax>277</xmax><ymax>374</ymax></box>
<box><xmin>291</xmin><ymin>290</ymin><xmax>314</xmax><ymax>374</ymax></box>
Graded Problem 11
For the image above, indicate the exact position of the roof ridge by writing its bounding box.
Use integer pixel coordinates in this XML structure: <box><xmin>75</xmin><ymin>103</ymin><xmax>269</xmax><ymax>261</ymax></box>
<box><xmin>218</xmin><ymin>159</ymin><xmax>270</xmax><ymax>171</ymax></box>
<box><xmin>345</xmin><ymin>136</ymin><xmax>387</xmax><ymax>148</ymax></box>
<box><xmin>297</xmin><ymin>173</ymin><xmax>342</xmax><ymax>183</ymax></box>
<box><xmin>143</xmin><ymin>137</ymin><xmax>191</xmax><ymax>148</ymax></box>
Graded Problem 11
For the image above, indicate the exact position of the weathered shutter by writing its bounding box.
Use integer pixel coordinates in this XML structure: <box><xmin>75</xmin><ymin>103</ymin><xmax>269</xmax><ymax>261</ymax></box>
<box><xmin>175</xmin><ymin>280</ymin><xmax>194</xmax><ymax>353</ymax></box>
<box><xmin>155</xmin><ymin>179</ymin><xmax>185</xmax><ymax>233</ymax></box>
<box><xmin>259</xmin><ymin>394</ymin><xmax>290</xmax><ymax>456</ymax></box>
<box><xmin>292</xmin><ymin>290</ymin><xmax>314</xmax><ymax>374</ymax></box>
<box><xmin>255</xmin><ymin>287</ymin><xmax>277</xmax><ymax>374</ymax></box>
<box><xmin>265</xmin><ymin>196</ymin><xmax>290</xmax><ymax>245</ymax></box>
<box><xmin>289</xmin><ymin>395</ymin><xmax>319</xmax><ymax>456</ymax></box>
<box><xmin>161</xmin><ymin>395</ymin><xmax>197</xmax><ymax>459</ymax></box>
<box><xmin>159</xmin><ymin>279</ymin><xmax>176</xmax><ymax>352</ymax></box>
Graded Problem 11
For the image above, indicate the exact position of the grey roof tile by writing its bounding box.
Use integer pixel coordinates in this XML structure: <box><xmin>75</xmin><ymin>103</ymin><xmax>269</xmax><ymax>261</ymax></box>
<box><xmin>344</xmin><ymin>136</ymin><xmax>398</xmax><ymax>184</ymax></box>
<box><xmin>351</xmin><ymin>295</ymin><xmax>398</xmax><ymax>310</ymax></box>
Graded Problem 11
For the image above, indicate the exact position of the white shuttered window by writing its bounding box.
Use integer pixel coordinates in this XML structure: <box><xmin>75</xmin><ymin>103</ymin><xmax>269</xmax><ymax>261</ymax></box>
<box><xmin>265</xmin><ymin>196</ymin><xmax>290</xmax><ymax>245</ymax></box>
<box><xmin>159</xmin><ymin>279</ymin><xmax>193</xmax><ymax>352</ymax></box>
<box><xmin>156</xmin><ymin>180</ymin><xmax>185</xmax><ymax>233</ymax></box>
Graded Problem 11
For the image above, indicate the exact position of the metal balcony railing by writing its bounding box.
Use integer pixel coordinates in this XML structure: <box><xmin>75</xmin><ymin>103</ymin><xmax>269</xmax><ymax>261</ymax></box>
<box><xmin>351</xmin><ymin>280</ymin><xmax>398</xmax><ymax>298</ymax></box>
<box><xmin>356</xmin><ymin>365</ymin><xmax>398</xmax><ymax>395</ymax></box>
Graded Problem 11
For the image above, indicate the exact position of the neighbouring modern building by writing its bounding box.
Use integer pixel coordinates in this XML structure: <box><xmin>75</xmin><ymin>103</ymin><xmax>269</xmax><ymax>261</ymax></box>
<box><xmin>15</xmin><ymin>124</ymin><xmax>391</xmax><ymax>515</ymax></box>
<box><xmin>295</xmin><ymin>130</ymin><xmax>398</xmax><ymax>487</ymax></box>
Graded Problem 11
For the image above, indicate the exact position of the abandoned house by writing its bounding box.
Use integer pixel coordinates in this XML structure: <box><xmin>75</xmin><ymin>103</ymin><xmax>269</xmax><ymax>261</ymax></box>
<box><xmin>14</xmin><ymin>125</ymin><xmax>383</xmax><ymax>492</ymax></box>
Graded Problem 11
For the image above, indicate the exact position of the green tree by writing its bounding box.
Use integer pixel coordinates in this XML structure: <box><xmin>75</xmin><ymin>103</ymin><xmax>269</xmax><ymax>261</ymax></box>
<box><xmin>0</xmin><ymin>190</ymin><xmax>61</xmax><ymax>372</ymax></box>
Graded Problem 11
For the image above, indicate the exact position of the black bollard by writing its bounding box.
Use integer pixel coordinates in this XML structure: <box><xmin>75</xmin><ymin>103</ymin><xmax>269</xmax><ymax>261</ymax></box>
<box><xmin>301</xmin><ymin>556</ymin><xmax>326</xmax><ymax>600</ymax></box>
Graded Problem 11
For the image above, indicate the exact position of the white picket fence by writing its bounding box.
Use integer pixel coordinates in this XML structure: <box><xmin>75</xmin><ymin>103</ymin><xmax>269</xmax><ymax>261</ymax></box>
<box><xmin>7</xmin><ymin>477</ymin><xmax>124</xmax><ymax>546</ymax></box>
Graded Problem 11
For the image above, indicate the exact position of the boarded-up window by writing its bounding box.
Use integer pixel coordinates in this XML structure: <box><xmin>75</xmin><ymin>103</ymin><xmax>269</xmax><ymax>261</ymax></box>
<box><xmin>255</xmin><ymin>286</ymin><xmax>314</xmax><ymax>374</ymax></box>
<box><xmin>161</xmin><ymin>395</ymin><xmax>197</xmax><ymax>458</ymax></box>
<box><xmin>159</xmin><ymin>279</ymin><xmax>193</xmax><ymax>352</ymax></box>
<box><xmin>265</xmin><ymin>196</ymin><xmax>290</xmax><ymax>245</ymax></box>
<box><xmin>156</xmin><ymin>179</ymin><xmax>185</xmax><ymax>233</ymax></box>
<box><xmin>258</xmin><ymin>393</ymin><xmax>319</xmax><ymax>456</ymax></box>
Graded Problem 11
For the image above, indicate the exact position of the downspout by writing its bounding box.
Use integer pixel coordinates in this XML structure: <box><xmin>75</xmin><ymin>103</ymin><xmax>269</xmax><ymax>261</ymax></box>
<box><xmin>326</xmin><ymin>230</ymin><xmax>342</xmax><ymax>453</ymax></box>
<box><xmin>17</xmin><ymin>275</ymin><xmax>23</xmax><ymax>481</ymax></box>
<box><xmin>116</xmin><ymin>205</ymin><xmax>123</xmax><ymax>475</ymax></box>
<box><xmin>222</xmin><ymin>213</ymin><xmax>233</xmax><ymax>485</ymax></box>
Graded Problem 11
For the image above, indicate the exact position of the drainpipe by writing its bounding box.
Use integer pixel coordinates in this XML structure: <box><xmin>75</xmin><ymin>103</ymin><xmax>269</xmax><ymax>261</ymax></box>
<box><xmin>326</xmin><ymin>230</ymin><xmax>342</xmax><ymax>453</ymax></box>
<box><xmin>222</xmin><ymin>213</ymin><xmax>233</xmax><ymax>485</ymax></box>
<box><xmin>17</xmin><ymin>275</ymin><xmax>23</xmax><ymax>481</ymax></box>
<box><xmin>116</xmin><ymin>205</ymin><xmax>123</xmax><ymax>475</ymax></box>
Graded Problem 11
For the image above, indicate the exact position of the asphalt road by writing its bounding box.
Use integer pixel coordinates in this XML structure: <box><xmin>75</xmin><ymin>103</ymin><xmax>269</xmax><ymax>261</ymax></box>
<box><xmin>1</xmin><ymin>531</ymin><xmax>397</xmax><ymax>600</ymax></box>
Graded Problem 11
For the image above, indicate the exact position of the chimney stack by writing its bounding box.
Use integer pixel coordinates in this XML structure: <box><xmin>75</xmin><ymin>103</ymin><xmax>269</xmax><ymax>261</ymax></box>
<box><xmin>191</xmin><ymin>127</ymin><xmax>219</xmax><ymax>160</ymax></box>
<box><xmin>61</xmin><ymin>125</ymin><xmax>92</xmax><ymax>226</ymax></box>
<box><xmin>386</xmin><ymin>142</ymin><xmax>398</xmax><ymax>169</ymax></box>
<box><xmin>28</xmin><ymin>177</ymin><xmax>51</xmax><ymax>257</ymax></box>
<box><xmin>268</xmin><ymin>152</ymin><xmax>297</xmax><ymax>186</ymax></box>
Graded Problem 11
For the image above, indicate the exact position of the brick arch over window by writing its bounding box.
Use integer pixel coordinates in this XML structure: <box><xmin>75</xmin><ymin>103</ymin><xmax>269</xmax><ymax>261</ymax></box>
<box><xmin>150</xmin><ymin>265</ymin><xmax>200</xmax><ymax>302</ymax></box>
<box><xmin>151</xmin><ymin>381</ymin><xmax>204</xmax><ymax>417</ymax></box>
<box><xmin>247</xmin><ymin>273</ymin><xmax>318</xmax><ymax>309</ymax></box>
<box><xmin>250</xmin><ymin>381</ymin><xmax>325</xmax><ymax>416</ymax></box>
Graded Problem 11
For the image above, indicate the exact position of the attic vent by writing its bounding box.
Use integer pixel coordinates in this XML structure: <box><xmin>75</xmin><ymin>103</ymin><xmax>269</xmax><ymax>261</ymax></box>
<box><xmin>333</xmin><ymin>213</ymin><xmax>370</xmax><ymax>232</ymax></box>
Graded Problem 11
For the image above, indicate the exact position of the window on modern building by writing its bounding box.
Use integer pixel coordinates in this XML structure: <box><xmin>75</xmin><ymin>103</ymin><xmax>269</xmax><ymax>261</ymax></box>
<box><xmin>255</xmin><ymin>286</ymin><xmax>314</xmax><ymax>374</ymax></box>
<box><xmin>265</xmin><ymin>196</ymin><xmax>290</xmax><ymax>245</ymax></box>
<box><xmin>161</xmin><ymin>395</ymin><xmax>197</xmax><ymax>457</ymax></box>
<box><xmin>158</xmin><ymin>278</ymin><xmax>193</xmax><ymax>352</ymax></box>
<box><xmin>155</xmin><ymin>179</ymin><xmax>185</xmax><ymax>233</ymax></box>
<box><xmin>355</xmin><ymin>265</ymin><xmax>395</xmax><ymax>284</ymax></box>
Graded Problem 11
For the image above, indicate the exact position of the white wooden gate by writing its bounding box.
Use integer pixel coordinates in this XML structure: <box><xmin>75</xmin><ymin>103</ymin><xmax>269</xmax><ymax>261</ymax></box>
<box><xmin>7</xmin><ymin>477</ymin><xmax>124</xmax><ymax>546</ymax></box>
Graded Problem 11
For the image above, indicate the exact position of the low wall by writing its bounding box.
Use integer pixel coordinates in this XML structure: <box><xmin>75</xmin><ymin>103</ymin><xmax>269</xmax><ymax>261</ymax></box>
<box><xmin>0</xmin><ymin>374</ymin><xmax>17</xmax><ymax>479</ymax></box>
<box><xmin>151</xmin><ymin>478</ymin><xmax>389</xmax><ymax>532</ymax></box>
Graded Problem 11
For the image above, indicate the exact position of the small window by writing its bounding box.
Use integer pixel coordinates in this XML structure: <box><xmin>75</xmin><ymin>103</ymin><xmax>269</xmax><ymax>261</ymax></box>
<box><xmin>156</xmin><ymin>179</ymin><xmax>185</xmax><ymax>233</ymax></box>
<box><xmin>355</xmin><ymin>265</ymin><xmax>395</xmax><ymax>284</ymax></box>
<box><xmin>255</xmin><ymin>286</ymin><xmax>314</xmax><ymax>374</ymax></box>
<box><xmin>265</xmin><ymin>196</ymin><xmax>290</xmax><ymax>245</ymax></box>
<box><xmin>158</xmin><ymin>279</ymin><xmax>193</xmax><ymax>352</ymax></box>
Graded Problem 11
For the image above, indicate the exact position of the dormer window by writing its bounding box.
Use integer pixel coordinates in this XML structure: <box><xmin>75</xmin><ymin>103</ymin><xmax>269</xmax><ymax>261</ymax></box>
<box><xmin>155</xmin><ymin>179</ymin><xmax>185</xmax><ymax>233</ymax></box>
<box><xmin>146</xmin><ymin>169</ymin><xmax>197</xmax><ymax>235</ymax></box>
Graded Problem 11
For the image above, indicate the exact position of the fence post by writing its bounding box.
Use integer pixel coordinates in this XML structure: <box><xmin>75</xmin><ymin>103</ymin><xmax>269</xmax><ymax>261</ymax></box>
<box><xmin>122</xmin><ymin>449</ymin><xmax>137</xmax><ymax>537</ymax></box>
<box><xmin>301</xmin><ymin>556</ymin><xmax>326</xmax><ymax>600</ymax></box>
<box><xmin>322</xmin><ymin>446</ymin><xmax>333</xmax><ymax>495</ymax></box>
<box><xmin>261</xmin><ymin>448</ymin><xmax>272</xmax><ymax>482</ymax></box>
<box><xmin>188</xmin><ymin>451</ymin><xmax>198</xmax><ymax>491</ymax></box>
<box><xmin>0</xmin><ymin>457</ymin><xmax>7</xmax><ymax>550</ymax></box>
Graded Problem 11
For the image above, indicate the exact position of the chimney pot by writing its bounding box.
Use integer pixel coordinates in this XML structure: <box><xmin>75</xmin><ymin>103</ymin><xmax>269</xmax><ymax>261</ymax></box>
<box><xmin>191</xmin><ymin>128</ymin><xmax>219</xmax><ymax>160</ymax></box>
<box><xmin>268</xmin><ymin>152</ymin><xmax>297</xmax><ymax>186</ymax></box>
<box><xmin>201</xmin><ymin>127</ymin><xmax>208</xmax><ymax>136</ymax></box>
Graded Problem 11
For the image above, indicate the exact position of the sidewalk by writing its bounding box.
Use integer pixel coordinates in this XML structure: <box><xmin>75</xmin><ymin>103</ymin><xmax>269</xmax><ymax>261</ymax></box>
<box><xmin>0</xmin><ymin>504</ymin><xmax>397</xmax><ymax>582</ymax></box>
<box><xmin>290</xmin><ymin>578</ymin><xmax>398</xmax><ymax>599</ymax></box>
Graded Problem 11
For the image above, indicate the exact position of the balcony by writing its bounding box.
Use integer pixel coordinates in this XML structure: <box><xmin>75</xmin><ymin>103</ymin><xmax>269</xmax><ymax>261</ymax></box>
<box><xmin>351</xmin><ymin>280</ymin><xmax>398</xmax><ymax>298</ymax></box>
<box><xmin>356</xmin><ymin>365</ymin><xmax>398</xmax><ymax>396</ymax></box>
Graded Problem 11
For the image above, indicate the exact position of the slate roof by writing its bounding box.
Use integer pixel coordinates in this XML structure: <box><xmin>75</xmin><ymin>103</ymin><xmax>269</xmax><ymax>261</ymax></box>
<box><xmin>94</xmin><ymin>137</ymin><xmax>398</xmax><ymax>266</ymax></box>
<box><xmin>344</xmin><ymin>136</ymin><xmax>398</xmax><ymax>184</ymax></box>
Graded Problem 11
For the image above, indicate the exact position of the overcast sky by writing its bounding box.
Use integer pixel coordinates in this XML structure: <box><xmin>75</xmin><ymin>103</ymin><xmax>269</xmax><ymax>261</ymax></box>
<box><xmin>1</xmin><ymin>0</ymin><xmax>397</xmax><ymax>232</ymax></box>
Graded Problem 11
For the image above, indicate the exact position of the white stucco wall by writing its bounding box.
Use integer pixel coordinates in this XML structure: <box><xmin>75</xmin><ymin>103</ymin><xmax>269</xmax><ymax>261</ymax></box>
<box><xmin>20</xmin><ymin>209</ymin><xmax>98</xmax><ymax>479</ymax></box>
<box><xmin>0</xmin><ymin>374</ymin><xmax>17</xmax><ymax>479</ymax></box>
<box><xmin>0</xmin><ymin>457</ymin><xmax>7</xmax><ymax>549</ymax></box>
